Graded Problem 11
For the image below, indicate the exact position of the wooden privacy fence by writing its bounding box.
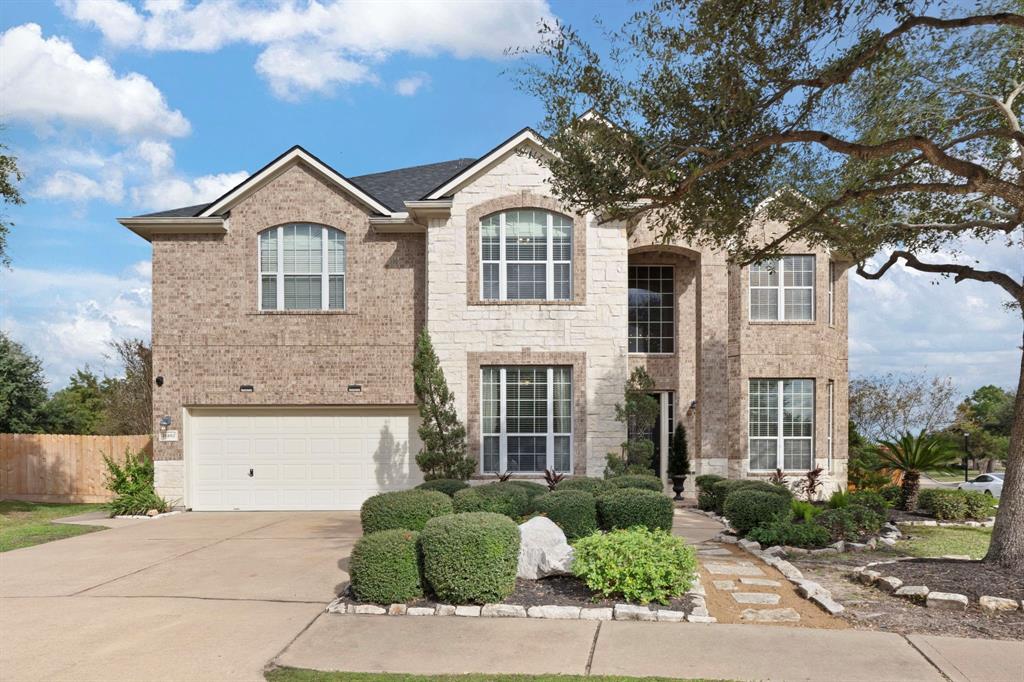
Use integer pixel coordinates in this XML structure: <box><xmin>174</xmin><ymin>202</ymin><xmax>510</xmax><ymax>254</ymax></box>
<box><xmin>0</xmin><ymin>434</ymin><xmax>153</xmax><ymax>503</ymax></box>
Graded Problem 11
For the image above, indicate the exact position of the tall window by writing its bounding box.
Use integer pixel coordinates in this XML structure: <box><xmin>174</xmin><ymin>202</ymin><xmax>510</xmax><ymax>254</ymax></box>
<box><xmin>749</xmin><ymin>255</ymin><xmax>815</xmax><ymax>321</ymax></box>
<box><xmin>748</xmin><ymin>379</ymin><xmax>814</xmax><ymax>471</ymax></box>
<box><xmin>481</xmin><ymin>366</ymin><xmax>572</xmax><ymax>473</ymax></box>
<box><xmin>628</xmin><ymin>266</ymin><xmax>674</xmax><ymax>353</ymax></box>
<box><xmin>259</xmin><ymin>224</ymin><xmax>345</xmax><ymax>311</ymax></box>
<box><xmin>827</xmin><ymin>380</ymin><xmax>835</xmax><ymax>471</ymax></box>
<box><xmin>828</xmin><ymin>261</ymin><xmax>835</xmax><ymax>326</ymax></box>
<box><xmin>481</xmin><ymin>210</ymin><xmax>572</xmax><ymax>301</ymax></box>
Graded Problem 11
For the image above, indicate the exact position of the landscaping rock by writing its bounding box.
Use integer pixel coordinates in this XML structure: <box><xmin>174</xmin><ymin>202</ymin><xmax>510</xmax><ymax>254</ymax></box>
<box><xmin>762</xmin><ymin>545</ymin><xmax>787</xmax><ymax>557</ymax></box>
<box><xmin>579</xmin><ymin>607</ymin><xmax>613</xmax><ymax>621</ymax></box>
<box><xmin>847</xmin><ymin>542</ymin><xmax>868</xmax><ymax>552</ymax></box>
<box><xmin>686</xmin><ymin>582</ymin><xmax>707</xmax><ymax>596</ymax></box>
<box><xmin>713</xmin><ymin>580</ymin><xmax>737</xmax><ymax>591</ymax></box>
<box><xmin>877</xmin><ymin>537</ymin><xmax>898</xmax><ymax>548</ymax></box>
<box><xmin>857</xmin><ymin>569</ymin><xmax>881</xmax><ymax>585</ymax></box>
<box><xmin>738</xmin><ymin>539</ymin><xmax>762</xmax><ymax>552</ymax></box>
<box><xmin>796</xmin><ymin>580</ymin><xmax>825</xmax><ymax>599</ymax></box>
<box><xmin>614</xmin><ymin>604</ymin><xmax>657</xmax><ymax>621</ymax></box>
<box><xmin>527</xmin><ymin>605</ymin><xmax>581</xmax><ymax>619</ymax></box>
<box><xmin>865</xmin><ymin>538</ymin><xmax>877</xmax><ymax>550</ymax></box>
<box><xmin>876</xmin><ymin>576</ymin><xmax>903</xmax><ymax>593</ymax></box>
<box><xmin>719</xmin><ymin>535</ymin><xmax>740</xmax><ymax>544</ymax></box>
<box><xmin>703</xmin><ymin>562</ymin><xmax>765</xmax><ymax>576</ymax></box>
<box><xmin>656</xmin><ymin>609</ymin><xmax>686</xmax><ymax>622</ymax></box>
<box><xmin>326</xmin><ymin>598</ymin><xmax>346</xmax><ymax>614</ymax></box>
<box><xmin>689</xmin><ymin>605</ymin><xmax>710</xmax><ymax>618</ymax></box>
<box><xmin>740</xmin><ymin>607</ymin><xmax>800</xmax><ymax>623</ymax></box>
<box><xmin>516</xmin><ymin>516</ymin><xmax>574</xmax><ymax>580</ymax></box>
<box><xmin>926</xmin><ymin>592</ymin><xmax>968</xmax><ymax>610</ymax></box>
<box><xmin>740</xmin><ymin>577</ymin><xmax>781</xmax><ymax>587</ymax></box>
<box><xmin>881</xmin><ymin>522</ymin><xmax>899</xmax><ymax>534</ymax></box>
<box><xmin>482</xmin><ymin>604</ymin><xmax>527</xmax><ymax>618</ymax></box>
<box><xmin>455</xmin><ymin>605</ymin><xmax>481</xmax><ymax>617</ymax></box>
<box><xmin>811</xmin><ymin>593</ymin><xmax>845</xmax><ymax>615</ymax></box>
<box><xmin>830</xmin><ymin>541</ymin><xmax>845</xmax><ymax>552</ymax></box>
<box><xmin>388</xmin><ymin>604</ymin><xmax>407</xmax><ymax>616</ymax></box>
<box><xmin>919</xmin><ymin>520</ymin><xmax>938</xmax><ymax>527</ymax></box>
<box><xmin>407</xmin><ymin>607</ymin><xmax>435</xmax><ymax>616</ymax></box>
<box><xmin>979</xmin><ymin>596</ymin><xmax>1019</xmax><ymax>613</ymax></box>
<box><xmin>771</xmin><ymin>559</ymin><xmax>804</xmax><ymax>581</ymax></box>
<box><xmin>434</xmin><ymin>604</ymin><xmax>456</xmax><ymax>616</ymax></box>
<box><xmin>697</xmin><ymin>548</ymin><xmax>733</xmax><ymax>556</ymax></box>
<box><xmin>353</xmin><ymin>605</ymin><xmax>386</xmax><ymax>615</ymax></box>
<box><xmin>732</xmin><ymin>592</ymin><xmax>781</xmax><ymax>605</ymax></box>
<box><xmin>783</xmin><ymin>546</ymin><xmax>809</xmax><ymax>555</ymax></box>
<box><xmin>687</xmin><ymin>615</ymin><xmax>717</xmax><ymax>623</ymax></box>
<box><xmin>810</xmin><ymin>547</ymin><xmax>839</xmax><ymax>556</ymax></box>
<box><xmin>894</xmin><ymin>585</ymin><xmax>929</xmax><ymax>601</ymax></box>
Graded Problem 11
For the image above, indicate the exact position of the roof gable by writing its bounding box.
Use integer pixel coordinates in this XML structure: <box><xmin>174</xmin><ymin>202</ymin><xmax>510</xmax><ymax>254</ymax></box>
<box><xmin>423</xmin><ymin>128</ymin><xmax>549</xmax><ymax>200</ymax></box>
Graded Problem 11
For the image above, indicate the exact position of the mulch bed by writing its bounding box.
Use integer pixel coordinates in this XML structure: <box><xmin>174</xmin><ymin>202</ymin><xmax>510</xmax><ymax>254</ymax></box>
<box><xmin>881</xmin><ymin>558</ymin><xmax>1024</xmax><ymax>602</ymax></box>
<box><xmin>887</xmin><ymin>509</ymin><xmax>937</xmax><ymax>523</ymax></box>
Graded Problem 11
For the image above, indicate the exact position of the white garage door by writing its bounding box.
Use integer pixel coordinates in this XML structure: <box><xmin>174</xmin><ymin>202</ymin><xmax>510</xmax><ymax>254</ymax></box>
<box><xmin>188</xmin><ymin>408</ymin><xmax>423</xmax><ymax>511</ymax></box>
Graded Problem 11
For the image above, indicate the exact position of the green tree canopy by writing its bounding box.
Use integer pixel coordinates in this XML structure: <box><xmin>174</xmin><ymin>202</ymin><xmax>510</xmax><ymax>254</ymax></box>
<box><xmin>412</xmin><ymin>330</ymin><xmax>474</xmax><ymax>480</ymax></box>
<box><xmin>0</xmin><ymin>332</ymin><xmax>47</xmax><ymax>433</ymax></box>
<box><xmin>0</xmin><ymin>136</ymin><xmax>24</xmax><ymax>267</ymax></box>
<box><xmin>39</xmin><ymin>368</ymin><xmax>106</xmax><ymax>435</ymax></box>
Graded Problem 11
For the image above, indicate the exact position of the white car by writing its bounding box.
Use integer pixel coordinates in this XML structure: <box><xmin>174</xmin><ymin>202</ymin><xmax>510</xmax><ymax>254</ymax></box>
<box><xmin>957</xmin><ymin>473</ymin><xmax>1003</xmax><ymax>499</ymax></box>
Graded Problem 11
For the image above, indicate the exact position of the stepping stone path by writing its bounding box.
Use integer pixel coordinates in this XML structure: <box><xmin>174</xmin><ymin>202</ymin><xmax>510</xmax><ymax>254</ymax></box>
<box><xmin>732</xmin><ymin>592</ymin><xmax>781</xmax><ymax>605</ymax></box>
<box><xmin>702</xmin><ymin>562</ymin><xmax>766</xmax><ymax>577</ymax></box>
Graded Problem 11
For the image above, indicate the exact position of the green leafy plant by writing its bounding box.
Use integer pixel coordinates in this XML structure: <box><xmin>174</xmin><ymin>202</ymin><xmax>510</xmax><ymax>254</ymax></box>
<box><xmin>349</xmin><ymin>529</ymin><xmax>423</xmax><ymax>604</ymax></box>
<box><xmin>722</xmin><ymin>489</ymin><xmax>792</xmax><ymax>535</ymax></box>
<box><xmin>359</xmin><ymin>489</ymin><xmax>453</xmax><ymax>534</ymax></box>
<box><xmin>573</xmin><ymin>527</ymin><xmax>697</xmax><ymax>604</ymax></box>
<box><xmin>606</xmin><ymin>474</ymin><xmax>663</xmax><ymax>492</ymax></box>
<box><xmin>878</xmin><ymin>485</ymin><xmax>902</xmax><ymax>506</ymax></box>
<box><xmin>747</xmin><ymin>519</ymin><xmax>831</xmax><ymax>549</ymax></box>
<box><xmin>710</xmin><ymin>479</ymin><xmax>790</xmax><ymax>515</ymax></box>
<box><xmin>848</xmin><ymin>490</ymin><xmax>891</xmax><ymax>517</ymax></box>
<box><xmin>415</xmin><ymin>478</ymin><xmax>469</xmax><ymax>497</ymax></box>
<box><xmin>608</xmin><ymin>367</ymin><xmax>659</xmax><ymax>474</ymax></box>
<box><xmin>597</xmin><ymin>488</ymin><xmax>673</xmax><ymax>532</ymax></box>
<box><xmin>874</xmin><ymin>430</ymin><xmax>958</xmax><ymax>511</ymax></box>
<box><xmin>790</xmin><ymin>499</ymin><xmax>823</xmax><ymax>523</ymax></box>
<box><xmin>695</xmin><ymin>474</ymin><xmax>725</xmax><ymax>511</ymax></box>
<box><xmin>506</xmin><ymin>480</ymin><xmax>548</xmax><ymax>501</ymax></box>
<box><xmin>532</xmin><ymin>490</ymin><xmax>598</xmax><ymax>540</ymax></box>
<box><xmin>452</xmin><ymin>483</ymin><xmax>530</xmax><ymax>519</ymax></box>
<box><xmin>556</xmin><ymin>477</ymin><xmax>610</xmax><ymax>495</ymax></box>
<box><xmin>815</xmin><ymin>506</ymin><xmax>883</xmax><ymax>542</ymax></box>
<box><xmin>828</xmin><ymin>490</ymin><xmax>850</xmax><ymax>509</ymax></box>
<box><xmin>413</xmin><ymin>331</ymin><xmax>474</xmax><ymax>480</ymax></box>
<box><xmin>103</xmin><ymin>449</ymin><xmax>168</xmax><ymax>516</ymax></box>
<box><xmin>668</xmin><ymin>423</ymin><xmax>690</xmax><ymax>477</ymax></box>
<box><xmin>420</xmin><ymin>512</ymin><xmax>519</xmax><ymax>604</ymax></box>
<box><xmin>920</xmin><ymin>489</ymin><xmax>997</xmax><ymax>521</ymax></box>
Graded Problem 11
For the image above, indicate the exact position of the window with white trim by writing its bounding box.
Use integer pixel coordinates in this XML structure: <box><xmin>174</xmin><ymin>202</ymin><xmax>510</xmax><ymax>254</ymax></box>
<box><xmin>749</xmin><ymin>255</ymin><xmax>815</xmax><ymax>321</ymax></box>
<box><xmin>481</xmin><ymin>210</ymin><xmax>572</xmax><ymax>301</ymax></box>
<box><xmin>259</xmin><ymin>224</ymin><xmax>345</xmax><ymax>311</ymax></box>
<box><xmin>827</xmin><ymin>379</ymin><xmax>835</xmax><ymax>471</ymax></box>
<box><xmin>748</xmin><ymin>379</ymin><xmax>814</xmax><ymax>471</ymax></box>
<box><xmin>628</xmin><ymin>266</ymin><xmax>675</xmax><ymax>353</ymax></box>
<box><xmin>481</xmin><ymin>366</ymin><xmax>572</xmax><ymax>473</ymax></box>
<box><xmin>828</xmin><ymin>261</ymin><xmax>835</xmax><ymax>326</ymax></box>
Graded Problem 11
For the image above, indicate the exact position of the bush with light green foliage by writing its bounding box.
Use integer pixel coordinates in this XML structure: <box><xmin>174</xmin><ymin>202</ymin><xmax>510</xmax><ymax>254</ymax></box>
<box><xmin>507</xmin><ymin>480</ymin><xmax>548</xmax><ymax>501</ymax></box>
<box><xmin>103</xmin><ymin>449</ymin><xmax>168</xmax><ymax>516</ymax></box>
<box><xmin>791</xmin><ymin>499</ymin><xmax>823</xmax><ymax>523</ymax></box>
<box><xmin>695</xmin><ymin>474</ymin><xmax>725</xmax><ymax>511</ymax></box>
<box><xmin>722</xmin><ymin>489</ymin><xmax>792</xmax><ymax>535</ymax></box>
<box><xmin>597</xmin><ymin>488</ymin><xmax>673</xmax><ymax>532</ymax></box>
<box><xmin>419</xmin><ymin>512</ymin><xmax>519</xmax><ymax>604</ymax></box>
<box><xmin>557</xmin><ymin>477</ymin><xmax>610</xmax><ymax>495</ymax></box>
<box><xmin>606</xmin><ymin>474</ymin><xmax>663</xmax><ymax>492</ymax></box>
<box><xmin>710</xmin><ymin>479</ymin><xmax>790</xmax><ymax>515</ymax></box>
<box><xmin>415</xmin><ymin>478</ymin><xmax>469</xmax><ymax>497</ymax></box>
<box><xmin>919</xmin><ymin>488</ymin><xmax>996</xmax><ymax>521</ymax></box>
<box><xmin>848</xmin><ymin>490</ymin><xmax>891</xmax><ymax>517</ymax></box>
<box><xmin>814</xmin><ymin>506</ymin><xmax>883</xmax><ymax>541</ymax></box>
<box><xmin>349</xmin><ymin>529</ymin><xmax>423</xmax><ymax>603</ymax></box>
<box><xmin>573</xmin><ymin>527</ymin><xmax>697</xmax><ymax>604</ymax></box>
<box><xmin>532</xmin><ymin>490</ymin><xmax>598</xmax><ymax>540</ymax></box>
<box><xmin>452</xmin><ymin>483</ymin><xmax>530</xmax><ymax>519</ymax></box>
<box><xmin>360</xmin><ymin>489</ymin><xmax>453</xmax><ymax>534</ymax></box>
<box><xmin>747</xmin><ymin>519</ymin><xmax>831</xmax><ymax>548</ymax></box>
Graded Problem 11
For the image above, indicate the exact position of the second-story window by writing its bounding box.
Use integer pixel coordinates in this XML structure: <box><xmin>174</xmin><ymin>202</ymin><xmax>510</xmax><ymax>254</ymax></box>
<box><xmin>749</xmin><ymin>255</ymin><xmax>815</xmax><ymax>321</ymax></box>
<box><xmin>259</xmin><ymin>223</ymin><xmax>346</xmax><ymax>311</ymax></box>
<box><xmin>481</xmin><ymin>209</ymin><xmax>572</xmax><ymax>301</ymax></box>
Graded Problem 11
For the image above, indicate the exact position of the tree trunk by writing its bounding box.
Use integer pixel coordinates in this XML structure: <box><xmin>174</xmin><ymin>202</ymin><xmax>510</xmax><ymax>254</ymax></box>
<box><xmin>901</xmin><ymin>471</ymin><xmax>921</xmax><ymax>511</ymax></box>
<box><xmin>984</xmin><ymin>329</ymin><xmax>1024</xmax><ymax>571</ymax></box>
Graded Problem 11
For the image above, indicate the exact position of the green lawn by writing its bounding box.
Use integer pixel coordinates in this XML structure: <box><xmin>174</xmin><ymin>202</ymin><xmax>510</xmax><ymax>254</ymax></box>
<box><xmin>0</xmin><ymin>500</ymin><xmax>108</xmax><ymax>552</ymax></box>
<box><xmin>266</xmin><ymin>670</ymin><xmax>728</xmax><ymax>682</ymax></box>
<box><xmin>897</xmin><ymin>524</ymin><xmax>992</xmax><ymax>559</ymax></box>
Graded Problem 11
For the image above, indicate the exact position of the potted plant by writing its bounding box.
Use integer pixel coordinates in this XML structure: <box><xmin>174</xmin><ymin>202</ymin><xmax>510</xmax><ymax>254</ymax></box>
<box><xmin>668</xmin><ymin>422</ymin><xmax>690</xmax><ymax>500</ymax></box>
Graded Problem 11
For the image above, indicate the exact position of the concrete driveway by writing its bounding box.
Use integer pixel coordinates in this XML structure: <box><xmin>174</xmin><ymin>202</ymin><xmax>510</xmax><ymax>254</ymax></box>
<box><xmin>0</xmin><ymin>511</ymin><xmax>359</xmax><ymax>682</ymax></box>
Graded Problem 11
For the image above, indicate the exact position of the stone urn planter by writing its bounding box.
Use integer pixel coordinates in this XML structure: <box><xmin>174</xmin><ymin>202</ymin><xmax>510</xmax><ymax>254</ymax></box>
<box><xmin>671</xmin><ymin>475</ymin><xmax>687</xmax><ymax>501</ymax></box>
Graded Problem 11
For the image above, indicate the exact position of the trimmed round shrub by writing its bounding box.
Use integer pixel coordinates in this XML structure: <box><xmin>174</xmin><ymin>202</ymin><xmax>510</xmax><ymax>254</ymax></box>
<box><xmin>607</xmin><ymin>474</ymin><xmax>663</xmax><ymax>492</ymax></box>
<box><xmin>420</xmin><ymin>512</ymin><xmax>519</xmax><ymax>604</ymax></box>
<box><xmin>921</xmin><ymin>489</ymin><xmax>996</xmax><ymax>521</ymax></box>
<box><xmin>597</xmin><ymin>488</ymin><xmax>673</xmax><ymax>532</ymax></box>
<box><xmin>695</xmin><ymin>473</ymin><xmax>725</xmax><ymax>492</ymax></box>
<box><xmin>416</xmin><ymin>479</ymin><xmax>469</xmax><ymax>497</ymax></box>
<box><xmin>452</xmin><ymin>483</ymin><xmax>530</xmax><ymax>519</ymax></box>
<box><xmin>815</xmin><ymin>506</ymin><xmax>883</xmax><ymax>541</ymax></box>
<box><xmin>557</xmin><ymin>477</ymin><xmax>610</xmax><ymax>495</ymax></box>
<box><xmin>349</xmin><ymin>529</ymin><xmax>423</xmax><ymax>603</ymax></box>
<box><xmin>507</xmin><ymin>480</ymin><xmax>548</xmax><ymax>501</ymax></box>
<box><xmin>710</xmin><ymin>479</ymin><xmax>791</xmax><ymax>515</ymax></box>
<box><xmin>573</xmin><ymin>527</ymin><xmax>697</xmax><ymax>604</ymax></box>
<box><xmin>916</xmin><ymin>488</ymin><xmax>940</xmax><ymax>512</ymax></box>
<box><xmin>848</xmin><ymin>490</ymin><xmax>890</xmax><ymax>517</ymax></box>
<box><xmin>695</xmin><ymin>474</ymin><xmax>726</xmax><ymax>511</ymax></box>
<box><xmin>747</xmin><ymin>519</ymin><xmax>831</xmax><ymax>549</ymax></box>
<box><xmin>962</xmin><ymin>490</ymin><xmax>997</xmax><ymax>519</ymax></box>
<box><xmin>722</xmin><ymin>489</ymin><xmax>792</xmax><ymax>536</ymax></box>
<box><xmin>532</xmin><ymin>490</ymin><xmax>598</xmax><ymax>540</ymax></box>
<box><xmin>360</xmin><ymin>489</ymin><xmax>453</xmax><ymax>534</ymax></box>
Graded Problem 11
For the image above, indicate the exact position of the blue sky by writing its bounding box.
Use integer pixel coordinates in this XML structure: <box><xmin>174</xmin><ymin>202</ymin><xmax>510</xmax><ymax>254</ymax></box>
<box><xmin>1</xmin><ymin>0</ymin><xmax>1020</xmax><ymax>397</ymax></box>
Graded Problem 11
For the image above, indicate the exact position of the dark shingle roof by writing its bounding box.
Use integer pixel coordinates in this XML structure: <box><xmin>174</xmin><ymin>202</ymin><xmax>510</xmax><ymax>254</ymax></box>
<box><xmin>349</xmin><ymin>158</ymin><xmax>475</xmax><ymax>212</ymax></box>
<box><xmin>137</xmin><ymin>203</ymin><xmax>212</xmax><ymax>218</ymax></box>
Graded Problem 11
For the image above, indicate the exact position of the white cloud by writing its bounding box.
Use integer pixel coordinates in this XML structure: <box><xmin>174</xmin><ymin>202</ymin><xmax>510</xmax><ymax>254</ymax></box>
<box><xmin>35</xmin><ymin>170</ymin><xmax>124</xmax><ymax>203</ymax></box>
<box><xmin>131</xmin><ymin>170</ymin><xmax>248</xmax><ymax>211</ymax></box>
<box><xmin>0</xmin><ymin>263</ymin><xmax>151</xmax><ymax>388</ymax></box>
<box><xmin>0</xmin><ymin>23</ymin><xmax>190</xmax><ymax>137</ymax></box>
<box><xmin>395</xmin><ymin>73</ymin><xmax>430</xmax><ymax>97</ymax></box>
<box><xmin>60</xmin><ymin>0</ymin><xmax>554</xmax><ymax>100</ymax></box>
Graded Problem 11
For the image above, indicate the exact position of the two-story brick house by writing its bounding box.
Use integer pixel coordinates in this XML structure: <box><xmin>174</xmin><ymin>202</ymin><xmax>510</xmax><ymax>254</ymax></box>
<box><xmin>120</xmin><ymin>128</ymin><xmax>848</xmax><ymax>511</ymax></box>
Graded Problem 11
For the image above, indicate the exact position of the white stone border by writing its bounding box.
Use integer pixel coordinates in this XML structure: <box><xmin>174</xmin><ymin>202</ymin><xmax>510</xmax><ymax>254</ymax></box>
<box><xmin>327</xmin><ymin>578</ymin><xmax>716</xmax><ymax>623</ymax></box>
<box><xmin>113</xmin><ymin>510</ymin><xmax>183</xmax><ymax>520</ymax></box>
<box><xmin>851</xmin><ymin>560</ymin><xmax>1023</xmax><ymax>613</ymax></box>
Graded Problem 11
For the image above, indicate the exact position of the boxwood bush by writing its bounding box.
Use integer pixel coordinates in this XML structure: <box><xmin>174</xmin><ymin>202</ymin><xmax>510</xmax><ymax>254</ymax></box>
<box><xmin>360</xmin><ymin>489</ymin><xmax>453</xmax><ymax>534</ymax></box>
<box><xmin>747</xmin><ymin>519</ymin><xmax>831</xmax><ymax>548</ymax></box>
<box><xmin>695</xmin><ymin>474</ymin><xmax>725</xmax><ymax>511</ymax></box>
<box><xmin>710</xmin><ymin>479</ymin><xmax>790</xmax><ymax>515</ymax></box>
<box><xmin>921</xmin><ymin>489</ymin><xmax>997</xmax><ymax>520</ymax></box>
<box><xmin>557</xmin><ymin>477</ymin><xmax>610</xmax><ymax>495</ymax></box>
<box><xmin>416</xmin><ymin>479</ymin><xmax>469</xmax><ymax>497</ymax></box>
<box><xmin>419</xmin><ymin>512</ymin><xmax>520</xmax><ymax>604</ymax></box>
<box><xmin>532</xmin><ymin>490</ymin><xmax>598</xmax><ymax>540</ymax></box>
<box><xmin>349</xmin><ymin>529</ymin><xmax>423</xmax><ymax>603</ymax></box>
<box><xmin>507</xmin><ymin>480</ymin><xmax>548</xmax><ymax>501</ymax></box>
<box><xmin>597</xmin><ymin>488</ymin><xmax>673</xmax><ymax>532</ymax></box>
<box><xmin>722</xmin><ymin>489</ymin><xmax>792</xmax><ymax>535</ymax></box>
<box><xmin>848</xmin><ymin>490</ymin><xmax>890</xmax><ymax>517</ymax></box>
<box><xmin>573</xmin><ymin>527</ymin><xmax>697</xmax><ymax>604</ymax></box>
<box><xmin>815</xmin><ymin>506</ymin><xmax>883</xmax><ymax>541</ymax></box>
<box><xmin>607</xmin><ymin>474</ymin><xmax>663</xmax><ymax>492</ymax></box>
<box><xmin>452</xmin><ymin>483</ymin><xmax>530</xmax><ymax>519</ymax></box>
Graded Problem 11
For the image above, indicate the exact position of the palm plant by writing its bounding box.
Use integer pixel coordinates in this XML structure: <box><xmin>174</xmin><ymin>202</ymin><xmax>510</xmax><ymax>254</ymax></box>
<box><xmin>874</xmin><ymin>431</ymin><xmax>958</xmax><ymax>511</ymax></box>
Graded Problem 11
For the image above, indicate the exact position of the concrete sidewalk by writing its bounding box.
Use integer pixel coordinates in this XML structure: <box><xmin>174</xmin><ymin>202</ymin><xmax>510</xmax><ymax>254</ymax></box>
<box><xmin>276</xmin><ymin>614</ymin><xmax>1024</xmax><ymax>682</ymax></box>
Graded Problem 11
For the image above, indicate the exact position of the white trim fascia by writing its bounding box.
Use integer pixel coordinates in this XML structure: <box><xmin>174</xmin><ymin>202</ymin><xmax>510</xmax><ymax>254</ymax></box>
<box><xmin>369</xmin><ymin>214</ymin><xmax>425</xmax><ymax>233</ymax></box>
<box><xmin>200</xmin><ymin>148</ymin><xmax>392</xmax><ymax>218</ymax></box>
<box><xmin>404</xmin><ymin>200</ymin><xmax>452</xmax><ymax>220</ymax></box>
<box><xmin>425</xmin><ymin>129</ymin><xmax>549</xmax><ymax>200</ymax></box>
<box><xmin>118</xmin><ymin>217</ymin><xmax>226</xmax><ymax>241</ymax></box>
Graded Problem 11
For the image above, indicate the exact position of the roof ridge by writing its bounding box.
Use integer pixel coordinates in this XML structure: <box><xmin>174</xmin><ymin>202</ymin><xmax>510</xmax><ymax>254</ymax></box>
<box><xmin>350</xmin><ymin>157</ymin><xmax>476</xmax><ymax>180</ymax></box>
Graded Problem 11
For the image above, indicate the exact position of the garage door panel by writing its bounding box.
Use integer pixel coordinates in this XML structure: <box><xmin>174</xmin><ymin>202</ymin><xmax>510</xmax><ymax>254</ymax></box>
<box><xmin>189</xmin><ymin>409</ymin><xmax>422</xmax><ymax>511</ymax></box>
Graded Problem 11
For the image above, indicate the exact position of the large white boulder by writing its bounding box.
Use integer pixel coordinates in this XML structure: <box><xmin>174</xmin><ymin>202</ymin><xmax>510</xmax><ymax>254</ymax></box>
<box><xmin>517</xmin><ymin>516</ymin><xmax>574</xmax><ymax>579</ymax></box>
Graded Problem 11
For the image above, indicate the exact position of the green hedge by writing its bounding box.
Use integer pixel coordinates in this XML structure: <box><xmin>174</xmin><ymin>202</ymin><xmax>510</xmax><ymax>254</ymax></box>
<box><xmin>710</xmin><ymin>479</ymin><xmax>790</xmax><ymax>515</ymax></box>
<box><xmin>452</xmin><ymin>483</ymin><xmax>530</xmax><ymax>519</ymax></box>
<box><xmin>597</xmin><ymin>488</ymin><xmax>673</xmax><ymax>532</ymax></box>
<box><xmin>349</xmin><ymin>529</ymin><xmax>423</xmax><ymax>603</ymax></box>
<box><xmin>747</xmin><ymin>519</ymin><xmax>831</xmax><ymax>548</ymax></box>
<box><xmin>607</xmin><ymin>474</ymin><xmax>663</xmax><ymax>492</ymax></box>
<box><xmin>814</xmin><ymin>506</ymin><xmax>883</xmax><ymax>541</ymax></box>
<box><xmin>420</xmin><ymin>512</ymin><xmax>520</xmax><ymax>604</ymax></box>
<box><xmin>557</xmin><ymin>477</ymin><xmax>610</xmax><ymax>495</ymax></box>
<box><xmin>722</xmin><ymin>489</ymin><xmax>793</xmax><ymax>535</ymax></box>
<box><xmin>919</xmin><ymin>489</ymin><xmax>996</xmax><ymax>520</ymax></box>
<box><xmin>416</xmin><ymin>479</ymin><xmax>470</xmax><ymax>497</ymax></box>
<box><xmin>507</xmin><ymin>480</ymin><xmax>549</xmax><ymax>501</ymax></box>
<box><xmin>695</xmin><ymin>474</ymin><xmax>725</xmax><ymax>491</ymax></box>
<box><xmin>573</xmin><ymin>527</ymin><xmax>697</xmax><ymax>604</ymax></box>
<box><xmin>360</xmin><ymin>489</ymin><xmax>453</xmax><ymax>534</ymax></box>
<box><xmin>532</xmin><ymin>490</ymin><xmax>598</xmax><ymax>540</ymax></box>
<box><xmin>848</xmin><ymin>490</ymin><xmax>891</xmax><ymax>517</ymax></box>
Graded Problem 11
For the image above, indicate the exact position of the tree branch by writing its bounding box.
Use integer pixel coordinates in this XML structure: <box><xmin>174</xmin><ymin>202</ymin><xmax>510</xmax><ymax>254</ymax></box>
<box><xmin>856</xmin><ymin>250</ymin><xmax>1024</xmax><ymax>304</ymax></box>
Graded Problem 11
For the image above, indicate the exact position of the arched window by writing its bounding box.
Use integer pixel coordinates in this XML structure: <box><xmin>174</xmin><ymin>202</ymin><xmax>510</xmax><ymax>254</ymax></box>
<box><xmin>480</xmin><ymin>209</ymin><xmax>572</xmax><ymax>301</ymax></box>
<box><xmin>259</xmin><ymin>224</ymin><xmax>345</xmax><ymax>310</ymax></box>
